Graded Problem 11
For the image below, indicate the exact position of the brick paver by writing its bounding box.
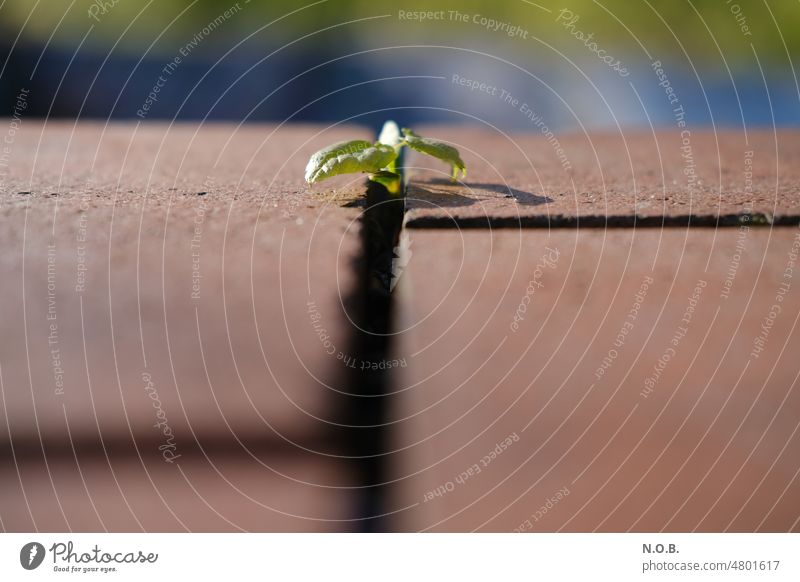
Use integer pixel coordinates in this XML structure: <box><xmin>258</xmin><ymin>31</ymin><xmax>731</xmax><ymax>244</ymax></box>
<box><xmin>0</xmin><ymin>122</ymin><xmax>365</xmax><ymax>531</ymax></box>
<box><xmin>404</xmin><ymin>129</ymin><xmax>800</xmax><ymax>226</ymax></box>
<box><xmin>390</xmin><ymin>228</ymin><xmax>800</xmax><ymax>531</ymax></box>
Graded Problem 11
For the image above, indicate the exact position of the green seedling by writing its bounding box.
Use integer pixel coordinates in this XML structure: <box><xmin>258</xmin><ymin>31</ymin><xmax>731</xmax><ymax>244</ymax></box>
<box><xmin>304</xmin><ymin>121</ymin><xmax>466</xmax><ymax>194</ymax></box>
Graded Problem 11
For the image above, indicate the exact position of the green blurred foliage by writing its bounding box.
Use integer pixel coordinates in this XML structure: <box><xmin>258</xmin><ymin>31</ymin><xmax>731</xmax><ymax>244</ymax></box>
<box><xmin>2</xmin><ymin>0</ymin><xmax>798</xmax><ymax>67</ymax></box>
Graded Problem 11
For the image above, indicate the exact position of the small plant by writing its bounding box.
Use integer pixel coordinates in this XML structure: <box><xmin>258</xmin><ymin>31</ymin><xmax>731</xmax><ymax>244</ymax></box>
<box><xmin>304</xmin><ymin>121</ymin><xmax>466</xmax><ymax>194</ymax></box>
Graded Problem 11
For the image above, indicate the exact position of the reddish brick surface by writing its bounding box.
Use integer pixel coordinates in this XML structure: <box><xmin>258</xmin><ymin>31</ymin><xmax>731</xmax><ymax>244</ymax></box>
<box><xmin>0</xmin><ymin>122</ymin><xmax>365</xmax><ymax>531</ymax></box>
<box><xmin>404</xmin><ymin>129</ymin><xmax>800</xmax><ymax>225</ymax></box>
<box><xmin>4</xmin><ymin>122</ymin><xmax>799</xmax><ymax>533</ymax></box>
<box><xmin>389</xmin><ymin>228</ymin><xmax>800</xmax><ymax>532</ymax></box>
<box><xmin>0</xmin><ymin>446</ymin><xmax>354</xmax><ymax>532</ymax></box>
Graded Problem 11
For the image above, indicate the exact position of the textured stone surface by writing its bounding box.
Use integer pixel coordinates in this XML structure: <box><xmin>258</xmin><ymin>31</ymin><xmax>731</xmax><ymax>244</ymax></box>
<box><xmin>4</xmin><ymin>122</ymin><xmax>800</xmax><ymax>533</ymax></box>
<box><xmin>0</xmin><ymin>122</ymin><xmax>365</xmax><ymax>531</ymax></box>
<box><xmin>403</xmin><ymin>129</ymin><xmax>800</xmax><ymax>226</ymax></box>
<box><xmin>390</xmin><ymin>228</ymin><xmax>800</xmax><ymax>532</ymax></box>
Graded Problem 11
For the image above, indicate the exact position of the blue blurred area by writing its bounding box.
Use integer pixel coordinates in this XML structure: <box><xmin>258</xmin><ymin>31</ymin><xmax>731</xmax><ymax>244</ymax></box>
<box><xmin>1</xmin><ymin>37</ymin><xmax>797</xmax><ymax>132</ymax></box>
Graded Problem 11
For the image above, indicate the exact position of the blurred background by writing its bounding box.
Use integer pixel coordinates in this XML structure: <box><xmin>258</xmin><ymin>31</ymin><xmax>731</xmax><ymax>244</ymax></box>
<box><xmin>0</xmin><ymin>0</ymin><xmax>798</xmax><ymax>132</ymax></box>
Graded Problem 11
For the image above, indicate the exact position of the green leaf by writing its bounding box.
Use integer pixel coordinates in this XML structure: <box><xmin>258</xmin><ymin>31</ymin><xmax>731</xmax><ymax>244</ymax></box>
<box><xmin>377</xmin><ymin>121</ymin><xmax>402</xmax><ymax>175</ymax></box>
<box><xmin>304</xmin><ymin>140</ymin><xmax>398</xmax><ymax>183</ymax></box>
<box><xmin>402</xmin><ymin>128</ymin><xmax>467</xmax><ymax>181</ymax></box>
